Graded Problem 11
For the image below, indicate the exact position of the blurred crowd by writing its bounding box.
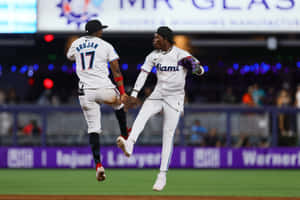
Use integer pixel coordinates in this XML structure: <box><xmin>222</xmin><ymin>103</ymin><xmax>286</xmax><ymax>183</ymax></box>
<box><xmin>186</xmin><ymin>119</ymin><xmax>271</xmax><ymax>148</ymax></box>
<box><xmin>0</xmin><ymin>83</ymin><xmax>299</xmax><ymax>147</ymax></box>
<box><xmin>1</xmin><ymin>80</ymin><xmax>300</xmax><ymax>108</ymax></box>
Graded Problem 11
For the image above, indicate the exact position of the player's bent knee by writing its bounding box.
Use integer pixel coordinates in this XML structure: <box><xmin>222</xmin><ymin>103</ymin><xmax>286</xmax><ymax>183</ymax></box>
<box><xmin>103</xmin><ymin>97</ymin><xmax>121</xmax><ymax>107</ymax></box>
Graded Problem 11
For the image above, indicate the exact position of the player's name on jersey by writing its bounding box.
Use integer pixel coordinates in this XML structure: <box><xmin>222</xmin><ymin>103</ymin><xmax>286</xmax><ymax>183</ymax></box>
<box><xmin>156</xmin><ymin>63</ymin><xmax>179</xmax><ymax>72</ymax></box>
<box><xmin>76</xmin><ymin>42</ymin><xmax>99</xmax><ymax>52</ymax></box>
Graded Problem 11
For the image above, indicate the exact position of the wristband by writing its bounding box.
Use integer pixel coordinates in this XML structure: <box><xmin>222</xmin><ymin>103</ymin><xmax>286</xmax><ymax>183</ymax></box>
<box><xmin>114</xmin><ymin>76</ymin><xmax>123</xmax><ymax>82</ymax></box>
<box><xmin>131</xmin><ymin>90</ymin><xmax>138</xmax><ymax>98</ymax></box>
<box><xmin>118</xmin><ymin>85</ymin><xmax>125</xmax><ymax>95</ymax></box>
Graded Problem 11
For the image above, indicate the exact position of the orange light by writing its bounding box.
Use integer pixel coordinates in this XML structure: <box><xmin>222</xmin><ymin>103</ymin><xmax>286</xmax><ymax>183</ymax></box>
<box><xmin>43</xmin><ymin>78</ymin><xmax>54</xmax><ymax>89</ymax></box>
<box><xmin>174</xmin><ymin>35</ymin><xmax>191</xmax><ymax>52</ymax></box>
<box><xmin>44</xmin><ymin>34</ymin><xmax>54</xmax><ymax>43</ymax></box>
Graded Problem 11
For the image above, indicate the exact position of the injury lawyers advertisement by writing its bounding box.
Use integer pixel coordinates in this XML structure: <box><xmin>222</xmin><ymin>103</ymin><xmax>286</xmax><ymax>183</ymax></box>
<box><xmin>1</xmin><ymin>147</ymin><xmax>300</xmax><ymax>168</ymax></box>
<box><xmin>37</xmin><ymin>0</ymin><xmax>300</xmax><ymax>32</ymax></box>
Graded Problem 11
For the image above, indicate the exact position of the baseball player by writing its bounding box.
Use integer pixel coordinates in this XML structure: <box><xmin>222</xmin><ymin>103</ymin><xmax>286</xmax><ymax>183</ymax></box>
<box><xmin>67</xmin><ymin>19</ymin><xmax>129</xmax><ymax>182</ymax></box>
<box><xmin>117</xmin><ymin>26</ymin><xmax>204</xmax><ymax>191</ymax></box>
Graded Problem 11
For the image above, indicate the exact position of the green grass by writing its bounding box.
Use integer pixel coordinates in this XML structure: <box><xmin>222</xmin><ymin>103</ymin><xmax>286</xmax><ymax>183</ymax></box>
<box><xmin>0</xmin><ymin>169</ymin><xmax>300</xmax><ymax>197</ymax></box>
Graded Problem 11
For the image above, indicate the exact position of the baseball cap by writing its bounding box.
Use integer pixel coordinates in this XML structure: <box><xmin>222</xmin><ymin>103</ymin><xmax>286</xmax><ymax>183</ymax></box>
<box><xmin>156</xmin><ymin>26</ymin><xmax>174</xmax><ymax>44</ymax></box>
<box><xmin>85</xmin><ymin>19</ymin><xmax>108</xmax><ymax>34</ymax></box>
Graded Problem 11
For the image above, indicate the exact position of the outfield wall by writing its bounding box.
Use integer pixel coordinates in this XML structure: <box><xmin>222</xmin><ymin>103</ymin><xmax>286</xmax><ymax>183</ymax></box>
<box><xmin>1</xmin><ymin>147</ymin><xmax>300</xmax><ymax>169</ymax></box>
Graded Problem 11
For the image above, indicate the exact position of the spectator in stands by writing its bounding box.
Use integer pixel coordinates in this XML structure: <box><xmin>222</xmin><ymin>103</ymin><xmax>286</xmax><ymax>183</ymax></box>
<box><xmin>0</xmin><ymin>88</ymin><xmax>6</xmax><ymax>105</ymax></box>
<box><xmin>67</xmin><ymin>89</ymin><xmax>80</xmax><ymax>105</ymax></box>
<box><xmin>0</xmin><ymin>89</ymin><xmax>12</xmax><ymax>136</ymax></box>
<box><xmin>235</xmin><ymin>133</ymin><xmax>251</xmax><ymax>148</ymax></box>
<box><xmin>276</xmin><ymin>89</ymin><xmax>295</xmax><ymax>137</ymax></box>
<box><xmin>295</xmin><ymin>85</ymin><xmax>300</xmax><ymax>139</ymax></box>
<box><xmin>252</xmin><ymin>84</ymin><xmax>265</xmax><ymax>106</ymax></box>
<box><xmin>51</xmin><ymin>95</ymin><xmax>60</xmax><ymax>106</ymax></box>
<box><xmin>189</xmin><ymin>120</ymin><xmax>207</xmax><ymax>145</ymax></box>
<box><xmin>37</xmin><ymin>89</ymin><xmax>60</xmax><ymax>106</ymax></box>
<box><xmin>295</xmin><ymin>84</ymin><xmax>300</xmax><ymax>108</ymax></box>
<box><xmin>22</xmin><ymin>120</ymin><xmax>41</xmax><ymax>136</ymax></box>
<box><xmin>259</xmin><ymin>137</ymin><xmax>270</xmax><ymax>148</ymax></box>
<box><xmin>263</xmin><ymin>87</ymin><xmax>276</xmax><ymax>105</ymax></box>
<box><xmin>221</xmin><ymin>87</ymin><xmax>236</xmax><ymax>104</ymax></box>
<box><xmin>6</xmin><ymin>87</ymin><xmax>20</xmax><ymax>104</ymax></box>
<box><xmin>37</xmin><ymin>89</ymin><xmax>52</xmax><ymax>105</ymax></box>
<box><xmin>204</xmin><ymin>128</ymin><xmax>221</xmax><ymax>147</ymax></box>
<box><xmin>242</xmin><ymin>85</ymin><xmax>255</xmax><ymax>106</ymax></box>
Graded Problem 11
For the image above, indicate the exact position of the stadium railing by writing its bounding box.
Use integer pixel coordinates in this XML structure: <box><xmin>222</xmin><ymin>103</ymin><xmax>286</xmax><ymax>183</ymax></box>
<box><xmin>0</xmin><ymin>105</ymin><xmax>299</xmax><ymax>147</ymax></box>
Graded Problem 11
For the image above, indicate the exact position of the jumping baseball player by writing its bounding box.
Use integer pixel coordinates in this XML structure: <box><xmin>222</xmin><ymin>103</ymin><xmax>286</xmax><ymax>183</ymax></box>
<box><xmin>67</xmin><ymin>19</ymin><xmax>129</xmax><ymax>182</ymax></box>
<box><xmin>117</xmin><ymin>26</ymin><xmax>204</xmax><ymax>191</ymax></box>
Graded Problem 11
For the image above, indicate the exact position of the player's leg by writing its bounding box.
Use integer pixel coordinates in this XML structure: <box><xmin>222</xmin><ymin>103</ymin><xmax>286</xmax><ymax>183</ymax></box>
<box><xmin>113</xmin><ymin>104</ymin><xmax>130</xmax><ymax>139</ymax></box>
<box><xmin>79</xmin><ymin>91</ymin><xmax>105</xmax><ymax>181</ymax></box>
<box><xmin>153</xmin><ymin>103</ymin><xmax>181</xmax><ymax>191</ymax></box>
<box><xmin>118</xmin><ymin>99</ymin><xmax>163</xmax><ymax>156</ymax></box>
<box><xmin>97</xmin><ymin>88</ymin><xmax>130</xmax><ymax>139</ymax></box>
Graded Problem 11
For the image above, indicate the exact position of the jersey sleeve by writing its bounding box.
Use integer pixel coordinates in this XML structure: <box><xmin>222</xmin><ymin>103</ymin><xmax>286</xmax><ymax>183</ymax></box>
<box><xmin>107</xmin><ymin>43</ymin><xmax>119</xmax><ymax>62</ymax></box>
<box><xmin>66</xmin><ymin>42</ymin><xmax>76</xmax><ymax>61</ymax></box>
<box><xmin>178</xmin><ymin>49</ymin><xmax>192</xmax><ymax>61</ymax></box>
<box><xmin>141</xmin><ymin>53</ymin><xmax>155</xmax><ymax>73</ymax></box>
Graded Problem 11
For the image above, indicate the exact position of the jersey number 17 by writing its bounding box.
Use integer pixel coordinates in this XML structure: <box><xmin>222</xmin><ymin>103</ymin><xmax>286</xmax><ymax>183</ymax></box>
<box><xmin>80</xmin><ymin>51</ymin><xmax>95</xmax><ymax>70</ymax></box>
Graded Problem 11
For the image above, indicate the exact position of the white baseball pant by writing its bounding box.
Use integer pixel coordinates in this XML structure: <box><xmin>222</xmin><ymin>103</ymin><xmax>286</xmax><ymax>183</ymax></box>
<box><xmin>128</xmin><ymin>98</ymin><xmax>181</xmax><ymax>171</ymax></box>
<box><xmin>79</xmin><ymin>88</ymin><xmax>122</xmax><ymax>134</ymax></box>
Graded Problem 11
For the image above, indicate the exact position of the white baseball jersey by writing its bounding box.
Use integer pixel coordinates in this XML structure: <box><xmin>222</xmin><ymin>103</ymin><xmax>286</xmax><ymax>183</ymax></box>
<box><xmin>67</xmin><ymin>36</ymin><xmax>119</xmax><ymax>89</ymax></box>
<box><xmin>141</xmin><ymin>46</ymin><xmax>192</xmax><ymax>111</ymax></box>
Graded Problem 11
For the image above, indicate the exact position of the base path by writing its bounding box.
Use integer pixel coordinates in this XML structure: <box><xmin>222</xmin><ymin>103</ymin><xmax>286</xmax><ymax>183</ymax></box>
<box><xmin>0</xmin><ymin>195</ymin><xmax>299</xmax><ymax>200</ymax></box>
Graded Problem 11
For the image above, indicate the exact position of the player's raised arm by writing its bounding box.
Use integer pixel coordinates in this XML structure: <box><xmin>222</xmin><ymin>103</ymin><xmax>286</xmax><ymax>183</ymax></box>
<box><xmin>110</xmin><ymin>59</ymin><xmax>128</xmax><ymax>102</ymax></box>
<box><xmin>122</xmin><ymin>69</ymin><xmax>149</xmax><ymax>110</ymax></box>
<box><xmin>131</xmin><ymin>69</ymin><xmax>149</xmax><ymax>98</ymax></box>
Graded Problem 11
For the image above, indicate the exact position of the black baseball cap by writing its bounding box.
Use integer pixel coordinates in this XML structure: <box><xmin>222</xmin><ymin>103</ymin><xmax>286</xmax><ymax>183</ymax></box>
<box><xmin>156</xmin><ymin>26</ymin><xmax>174</xmax><ymax>44</ymax></box>
<box><xmin>85</xmin><ymin>19</ymin><xmax>108</xmax><ymax>34</ymax></box>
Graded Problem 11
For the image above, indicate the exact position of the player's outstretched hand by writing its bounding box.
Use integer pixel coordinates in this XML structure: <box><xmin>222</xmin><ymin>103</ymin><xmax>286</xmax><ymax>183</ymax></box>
<box><xmin>123</xmin><ymin>96</ymin><xmax>140</xmax><ymax>112</ymax></box>
<box><xmin>120</xmin><ymin>93</ymin><xmax>129</xmax><ymax>104</ymax></box>
<box><xmin>192</xmin><ymin>65</ymin><xmax>205</xmax><ymax>76</ymax></box>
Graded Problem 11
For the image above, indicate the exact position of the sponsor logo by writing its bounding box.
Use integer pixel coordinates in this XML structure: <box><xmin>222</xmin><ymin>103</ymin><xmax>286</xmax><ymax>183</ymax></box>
<box><xmin>107</xmin><ymin>150</ymin><xmax>161</xmax><ymax>168</ymax></box>
<box><xmin>56</xmin><ymin>150</ymin><xmax>93</xmax><ymax>168</ymax></box>
<box><xmin>194</xmin><ymin>148</ymin><xmax>220</xmax><ymax>168</ymax></box>
<box><xmin>7</xmin><ymin>149</ymin><xmax>34</xmax><ymax>168</ymax></box>
<box><xmin>120</xmin><ymin>0</ymin><xmax>295</xmax><ymax>10</ymax></box>
<box><xmin>242</xmin><ymin>150</ymin><xmax>300</xmax><ymax>167</ymax></box>
<box><xmin>57</xmin><ymin>0</ymin><xmax>104</xmax><ymax>28</ymax></box>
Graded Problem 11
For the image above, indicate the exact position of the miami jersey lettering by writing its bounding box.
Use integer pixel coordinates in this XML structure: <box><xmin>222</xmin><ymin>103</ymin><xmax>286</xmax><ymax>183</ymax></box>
<box><xmin>142</xmin><ymin>46</ymin><xmax>192</xmax><ymax>97</ymax></box>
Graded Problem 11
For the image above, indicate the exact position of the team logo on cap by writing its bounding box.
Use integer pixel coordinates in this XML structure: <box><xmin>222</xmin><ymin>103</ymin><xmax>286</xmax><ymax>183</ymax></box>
<box><xmin>57</xmin><ymin>0</ymin><xmax>104</xmax><ymax>28</ymax></box>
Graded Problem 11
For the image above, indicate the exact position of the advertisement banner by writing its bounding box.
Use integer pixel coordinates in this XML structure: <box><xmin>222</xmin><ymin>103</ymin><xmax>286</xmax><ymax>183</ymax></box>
<box><xmin>37</xmin><ymin>0</ymin><xmax>300</xmax><ymax>32</ymax></box>
<box><xmin>0</xmin><ymin>0</ymin><xmax>37</xmax><ymax>33</ymax></box>
<box><xmin>1</xmin><ymin>147</ymin><xmax>300</xmax><ymax>169</ymax></box>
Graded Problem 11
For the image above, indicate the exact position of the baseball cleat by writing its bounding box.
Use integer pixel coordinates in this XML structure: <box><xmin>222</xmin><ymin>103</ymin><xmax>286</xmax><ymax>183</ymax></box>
<box><xmin>96</xmin><ymin>163</ymin><xmax>106</xmax><ymax>182</ymax></box>
<box><xmin>116</xmin><ymin>136</ymin><xmax>134</xmax><ymax>157</ymax></box>
<box><xmin>116</xmin><ymin>136</ymin><xmax>125</xmax><ymax>148</ymax></box>
<box><xmin>152</xmin><ymin>172</ymin><xmax>166</xmax><ymax>191</ymax></box>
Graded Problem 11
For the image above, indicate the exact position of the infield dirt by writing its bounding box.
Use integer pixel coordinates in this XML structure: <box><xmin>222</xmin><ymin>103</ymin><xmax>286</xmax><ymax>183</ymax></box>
<box><xmin>0</xmin><ymin>195</ymin><xmax>299</xmax><ymax>200</ymax></box>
